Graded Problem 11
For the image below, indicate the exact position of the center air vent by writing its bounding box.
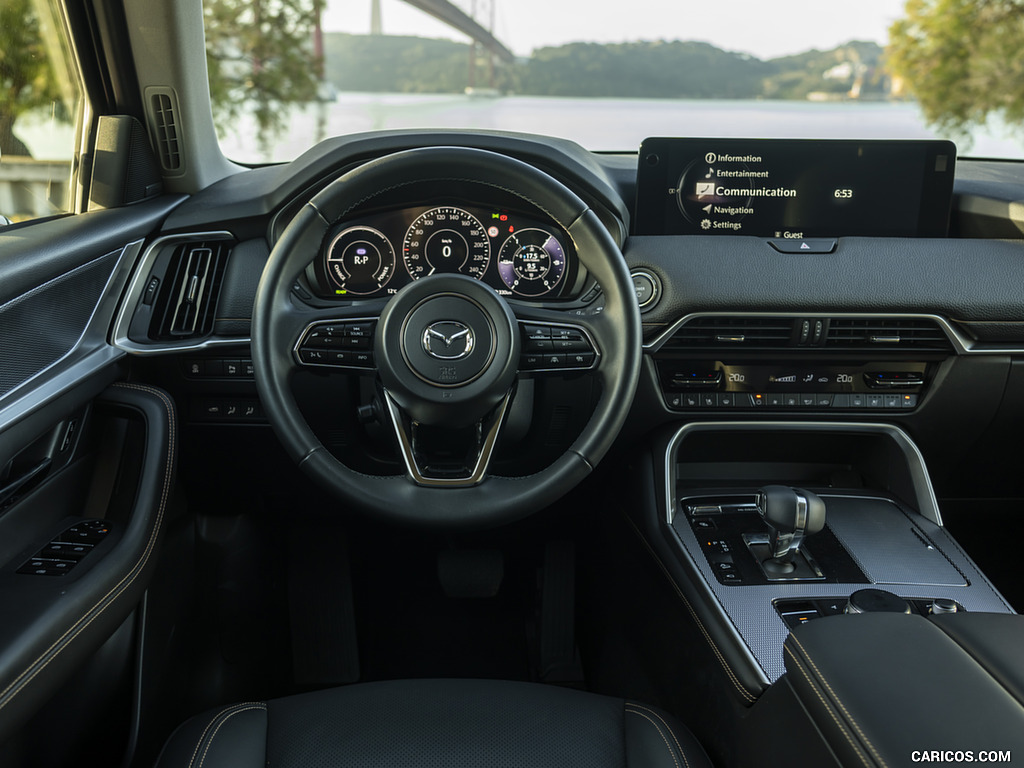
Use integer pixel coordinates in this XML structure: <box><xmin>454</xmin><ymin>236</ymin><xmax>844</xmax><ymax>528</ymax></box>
<box><xmin>149</xmin><ymin>240</ymin><xmax>230</xmax><ymax>341</ymax></box>
<box><xmin>662</xmin><ymin>316</ymin><xmax>795</xmax><ymax>350</ymax></box>
<box><xmin>658</xmin><ymin>315</ymin><xmax>954</xmax><ymax>353</ymax></box>
<box><xmin>824</xmin><ymin>318</ymin><xmax>954</xmax><ymax>351</ymax></box>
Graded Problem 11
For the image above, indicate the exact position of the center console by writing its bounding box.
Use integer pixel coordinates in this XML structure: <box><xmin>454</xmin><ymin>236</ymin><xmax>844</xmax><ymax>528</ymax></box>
<box><xmin>660</xmin><ymin>421</ymin><xmax>1013</xmax><ymax>687</ymax></box>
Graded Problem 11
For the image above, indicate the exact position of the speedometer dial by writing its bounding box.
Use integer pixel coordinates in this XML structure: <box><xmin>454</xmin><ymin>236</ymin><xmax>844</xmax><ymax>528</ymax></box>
<box><xmin>496</xmin><ymin>228</ymin><xmax>567</xmax><ymax>297</ymax></box>
<box><xmin>402</xmin><ymin>207</ymin><xmax>491</xmax><ymax>280</ymax></box>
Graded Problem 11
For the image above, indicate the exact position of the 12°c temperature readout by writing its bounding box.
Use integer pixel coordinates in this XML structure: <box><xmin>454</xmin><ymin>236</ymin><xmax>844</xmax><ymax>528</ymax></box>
<box><xmin>496</xmin><ymin>228</ymin><xmax>567</xmax><ymax>297</ymax></box>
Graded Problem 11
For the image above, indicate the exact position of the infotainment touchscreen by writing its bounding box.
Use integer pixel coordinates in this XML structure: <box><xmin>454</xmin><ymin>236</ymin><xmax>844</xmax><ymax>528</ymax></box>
<box><xmin>634</xmin><ymin>138</ymin><xmax>956</xmax><ymax>238</ymax></box>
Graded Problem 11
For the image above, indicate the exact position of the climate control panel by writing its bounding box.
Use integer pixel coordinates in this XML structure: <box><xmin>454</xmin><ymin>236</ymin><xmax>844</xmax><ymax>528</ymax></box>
<box><xmin>658</xmin><ymin>360</ymin><xmax>929</xmax><ymax>412</ymax></box>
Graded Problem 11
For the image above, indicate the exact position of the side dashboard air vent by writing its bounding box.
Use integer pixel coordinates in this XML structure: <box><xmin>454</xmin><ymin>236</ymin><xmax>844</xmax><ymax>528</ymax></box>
<box><xmin>660</xmin><ymin>316</ymin><xmax>796</xmax><ymax>351</ymax></box>
<box><xmin>824</xmin><ymin>318</ymin><xmax>953</xmax><ymax>351</ymax></box>
<box><xmin>150</xmin><ymin>241</ymin><xmax>230</xmax><ymax>340</ymax></box>
<box><xmin>150</xmin><ymin>91</ymin><xmax>182</xmax><ymax>172</ymax></box>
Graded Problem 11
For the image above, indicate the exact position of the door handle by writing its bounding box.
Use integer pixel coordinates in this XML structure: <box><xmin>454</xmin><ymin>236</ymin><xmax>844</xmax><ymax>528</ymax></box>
<box><xmin>0</xmin><ymin>457</ymin><xmax>52</xmax><ymax>509</ymax></box>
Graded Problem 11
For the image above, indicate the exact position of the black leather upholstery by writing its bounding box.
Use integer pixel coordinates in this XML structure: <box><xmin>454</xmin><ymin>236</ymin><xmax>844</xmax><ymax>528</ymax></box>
<box><xmin>155</xmin><ymin>679</ymin><xmax>712</xmax><ymax>768</ymax></box>
<box><xmin>930</xmin><ymin>612</ymin><xmax>1024</xmax><ymax>707</ymax></box>
<box><xmin>784</xmin><ymin>613</ymin><xmax>1024</xmax><ymax>768</ymax></box>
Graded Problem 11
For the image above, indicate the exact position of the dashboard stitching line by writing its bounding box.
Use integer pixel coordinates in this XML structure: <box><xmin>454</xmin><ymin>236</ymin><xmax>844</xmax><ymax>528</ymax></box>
<box><xmin>625</xmin><ymin>517</ymin><xmax>757</xmax><ymax>703</ymax></box>
<box><xmin>196</xmin><ymin>704</ymin><xmax>267</xmax><ymax>768</ymax></box>
<box><xmin>784</xmin><ymin>644</ymin><xmax>873</xmax><ymax>768</ymax></box>
<box><xmin>624</xmin><ymin>707</ymin><xmax>682</xmax><ymax>768</ymax></box>
<box><xmin>0</xmin><ymin>383</ymin><xmax>175</xmax><ymax>711</ymax></box>
<box><xmin>788</xmin><ymin>633</ymin><xmax>888</xmax><ymax>768</ymax></box>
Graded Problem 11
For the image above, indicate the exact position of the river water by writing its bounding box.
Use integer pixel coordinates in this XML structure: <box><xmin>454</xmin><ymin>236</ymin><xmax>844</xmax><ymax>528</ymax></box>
<box><xmin>219</xmin><ymin>93</ymin><xmax>1024</xmax><ymax>164</ymax></box>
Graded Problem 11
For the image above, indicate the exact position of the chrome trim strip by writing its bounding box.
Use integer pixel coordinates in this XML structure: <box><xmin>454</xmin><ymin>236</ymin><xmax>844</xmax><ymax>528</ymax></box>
<box><xmin>383</xmin><ymin>389</ymin><xmax>511</xmax><ymax>487</ymax></box>
<box><xmin>0</xmin><ymin>241</ymin><xmax>143</xmax><ymax>431</ymax></box>
<box><xmin>112</xmin><ymin>231</ymin><xmax>239</xmax><ymax>355</ymax></box>
<box><xmin>663</xmin><ymin>421</ymin><xmax>942</xmax><ymax>526</ymax></box>
<box><xmin>643</xmin><ymin>311</ymin><xmax>987</xmax><ymax>355</ymax></box>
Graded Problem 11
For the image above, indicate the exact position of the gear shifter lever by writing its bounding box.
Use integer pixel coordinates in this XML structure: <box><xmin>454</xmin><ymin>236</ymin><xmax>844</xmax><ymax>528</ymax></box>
<box><xmin>756</xmin><ymin>485</ymin><xmax>827</xmax><ymax>575</ymax></box>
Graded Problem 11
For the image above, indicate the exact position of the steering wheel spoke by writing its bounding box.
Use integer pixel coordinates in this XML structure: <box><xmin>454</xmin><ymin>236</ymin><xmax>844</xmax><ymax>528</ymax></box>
<box><xmin>383</xmin><ymin>389</ymin><xmax>512</xmax><ymax>487</ymax></box>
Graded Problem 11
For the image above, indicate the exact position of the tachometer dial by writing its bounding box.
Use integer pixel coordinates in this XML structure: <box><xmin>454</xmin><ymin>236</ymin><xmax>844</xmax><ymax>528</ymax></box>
<box><xmin>324</xmin><ymin>226</ymin><xmax>396</xmax><ymax>295</ymax></box>
<box><xmin>402</xmin><ymin>207</ymin><xmax>491</xmax><ymax>280</ymax></box>
<box><xmin>496</xmin><ymin>228</ymin><xmax>566</xmax><ymax>297</ymax></box>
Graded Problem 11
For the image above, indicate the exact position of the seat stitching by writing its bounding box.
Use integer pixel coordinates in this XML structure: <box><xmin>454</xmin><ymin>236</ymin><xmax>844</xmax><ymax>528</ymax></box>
<box><xmin>784</xmin><ymin>644</ymin><xmax>874</xmax><ymax>768</ymax></box>
<box><xmin>196</xmin><ymin>704</ymin><xmax>267</xmax><ymax>768</ymax></box>
<box><xmin>0</xmin><ymin>383</ymin><xmax>175</xmax><ymax>710</ymax></box>
<box><xmin>626</xmin><ymin>703</ymin><xmax>690</xmax><ymax>768</ymax></box>
<box><xmin>788</xmin><ymin>633</ymin><xmax>888</xmax><ymax>768</ymax></box>
<box><xmin>186</xmin><ymin>703</ymin><xmax>262</xmax><ymax>768</ymax></box>
<box><xmin>625</xmin><ymin>517</ymin><xmax>757</xmax><ymax>702</ymax></box>
<box><xmin>625</xmin><ymin>707</ymin><xmax>682</xmax><ymax>768</ymax></box>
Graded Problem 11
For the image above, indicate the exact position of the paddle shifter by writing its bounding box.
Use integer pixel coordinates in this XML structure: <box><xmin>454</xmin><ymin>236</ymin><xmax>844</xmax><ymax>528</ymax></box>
<box><xmin>756</xmin><ymin>485</ymin><xmax>827</xmax><ymax>576</ymax></box>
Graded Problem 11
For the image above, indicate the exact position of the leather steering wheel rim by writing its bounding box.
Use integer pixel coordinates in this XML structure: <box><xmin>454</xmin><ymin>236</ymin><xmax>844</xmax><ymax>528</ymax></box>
<box><xmin>251</xmin><ymin>146</ymin><xmax>641</xmax><ymax>527</ymax></box>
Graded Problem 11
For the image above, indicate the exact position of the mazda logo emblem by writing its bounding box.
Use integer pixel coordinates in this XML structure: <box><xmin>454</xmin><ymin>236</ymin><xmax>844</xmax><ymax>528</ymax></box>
<box><xmin>422</xmin><ymin>321</ymin><xmax>474</xmax><ymax>360</ymax></box>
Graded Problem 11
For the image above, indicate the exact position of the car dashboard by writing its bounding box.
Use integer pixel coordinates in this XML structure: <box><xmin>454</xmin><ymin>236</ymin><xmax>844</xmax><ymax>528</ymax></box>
<box><xmin>5</xmin><ymin>124</ymin><xmax>1024</xmax><ymax>768</ymax></box>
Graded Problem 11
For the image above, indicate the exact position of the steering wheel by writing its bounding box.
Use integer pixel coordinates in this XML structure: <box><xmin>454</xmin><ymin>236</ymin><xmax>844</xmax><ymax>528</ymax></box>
<box><xmin>251</xmin><ymin>146</ymin><xmax>641</xmax><ymax>527</ymax></box>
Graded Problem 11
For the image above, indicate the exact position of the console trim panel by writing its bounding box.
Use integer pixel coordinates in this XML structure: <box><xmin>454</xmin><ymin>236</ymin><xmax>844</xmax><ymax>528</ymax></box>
<box><xmin>660</xmin><ymin>421</ymin><xmax>1015</xmax><ymax>686</ymax></box>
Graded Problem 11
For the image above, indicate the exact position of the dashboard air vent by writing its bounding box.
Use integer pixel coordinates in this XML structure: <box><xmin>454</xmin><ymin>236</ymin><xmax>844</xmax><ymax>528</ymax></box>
<box><xmin>824</xmin><ymin>318</ymin><xmax>953</xmax><ymax>351</ymax></box>
<box><xmin>150</xmin><ymin>241</ymin><xmax>229</xmax><ymax>340</ymax></box>
<box><xmin>661</xmin><ymin>316</ymin><xmax>796</xmax><ymax>351</ymax></box>
<box><xmin>150</xmin><ymin>91</ymin><xmax>182</xmax><ymax>172</ymax></box>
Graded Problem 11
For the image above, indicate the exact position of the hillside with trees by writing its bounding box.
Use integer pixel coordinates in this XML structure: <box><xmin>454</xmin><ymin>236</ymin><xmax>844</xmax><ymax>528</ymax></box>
<box><xmin>322</xmin><ymin>33</ymin><xmax>887</xmax><ymax>101</ymax></box>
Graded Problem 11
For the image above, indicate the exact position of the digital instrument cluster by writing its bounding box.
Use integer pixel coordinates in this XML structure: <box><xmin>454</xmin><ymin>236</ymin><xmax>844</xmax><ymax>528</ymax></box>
<box><xmin>311</xmin><ymin>204</ymin><xmax>577</xmax><ymax>300</ymax></box>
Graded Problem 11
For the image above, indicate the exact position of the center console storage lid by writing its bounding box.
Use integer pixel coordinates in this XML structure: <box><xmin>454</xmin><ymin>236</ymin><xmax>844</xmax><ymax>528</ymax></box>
<box><xmin>783</xmin><ymin>613</ymin><xmax>1024</xmax><ymax>768</ymax></box>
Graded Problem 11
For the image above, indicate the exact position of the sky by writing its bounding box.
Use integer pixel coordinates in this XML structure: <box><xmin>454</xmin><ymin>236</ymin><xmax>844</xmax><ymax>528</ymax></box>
<box><xmin>322</xmin><ymin>0</ymin><xmax>910</xmax><ymax>59</ymax></box>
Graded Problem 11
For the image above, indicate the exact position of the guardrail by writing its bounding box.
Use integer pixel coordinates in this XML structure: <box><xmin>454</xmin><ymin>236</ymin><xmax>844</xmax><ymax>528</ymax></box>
<box><xmin>0</xmin><ymin>157</ymin><xmax>71</xmax><ymax>222</ymax></box>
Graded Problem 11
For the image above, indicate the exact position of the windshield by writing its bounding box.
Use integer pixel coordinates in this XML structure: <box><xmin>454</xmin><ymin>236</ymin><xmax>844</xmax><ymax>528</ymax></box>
<box><xmin>203</xmin><ymin>0</ymin><xmax>1024</xmax><ymax>163</ymax></box>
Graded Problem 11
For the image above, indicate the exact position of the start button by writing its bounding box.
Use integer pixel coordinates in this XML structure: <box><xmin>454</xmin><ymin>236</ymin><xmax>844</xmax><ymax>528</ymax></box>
<box><xmin>630</xmin><ymin>269</ymin><xmax>660</xmax><ymax>311</ymax></box>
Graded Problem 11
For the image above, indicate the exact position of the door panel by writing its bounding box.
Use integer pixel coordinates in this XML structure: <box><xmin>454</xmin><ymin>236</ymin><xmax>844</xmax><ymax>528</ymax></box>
<box><xmin>0</xmin><ymin>199</ymin><xmax>183</xmax><ymax>752</ymax></box>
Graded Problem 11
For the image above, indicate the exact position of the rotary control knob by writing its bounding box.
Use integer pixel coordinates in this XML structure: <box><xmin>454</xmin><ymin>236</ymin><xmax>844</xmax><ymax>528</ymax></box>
<box><xmin>844</xmin><ymin>588</ymin><xmax>912</xmax><ymax>615</ymax></box>
<box><xmin>930</xmin><ymin>598</ymin><xmax>958</xmax><ymax>615</ymax></box>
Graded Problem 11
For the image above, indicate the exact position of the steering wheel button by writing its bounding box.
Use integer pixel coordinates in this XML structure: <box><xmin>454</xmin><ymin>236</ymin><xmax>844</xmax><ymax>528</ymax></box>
<box><xmin>352</xmin><ymin>352</ymin><xmax>374</xmax><ymax>366</ymax></box>
<box><xmin>544</xmin><ymin>354</ymin><xmax>565</xmax><ymax>367</ymax></box>
<box><xmin>567</xmin><ymin>352</ymin><xmax>595</xmax><ymax>367</ymax></box>
<box><xmin>329</xmin><ymin>350</ymin><xmax>350</xmax><ymax>365</ymax></box>
<box><xmin>522</xmin><ymin>324</ymin><xmax>551</xmax><ymax>340</ymax></box>
<box><xmin>521</xmin><ymin>354</ymin><xmax>543</xmax><ymax>369</ymax></box>
<box><xmin>553</xmin><ymin>338</ymin><xmax>590</xmax><ymax>352</ymax></box>
<box><xmin>306</xmin><ymin>333</ymin><xmax>343</xmax><ymax>349</ymax></box>
<box><xmin>525</xmin><ymin>339</ymin><xmax>553</xmax><ymax>352</ymax></box>
<box><xmin>341</xmin><ymin>336</ymin><xmax>370</xmax><ymax>350</ymax></box>
<box><xmin>299</xmin><ymin>349</ymin><xmax>328</xmax><ymax>364</ymax></box>
<box><xmin>345</xmin><ymin>323</ymin><xmax>375</xmax><ymax>338</ymax></box>
<box><xmin>551</xmin><ymin>327</ymin><xmax>583</xmax><ymax>341</ymax></box>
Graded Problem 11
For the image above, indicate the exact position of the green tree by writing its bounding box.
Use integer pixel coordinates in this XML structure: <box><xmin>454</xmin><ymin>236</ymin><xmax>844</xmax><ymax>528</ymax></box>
<box><xmin>0</xmin><ymin>0</ymin><xmax>63</xmax><ymax>157</ymax></box>
<box><xmin>204</xmin><ymin>0</ymin><xmax>321</xmax><ymax>156</ymax></box>
<box><xmin>888</xmin><ymin>0</ymin><xmax>1024</xmax><ymax>142</ymax></box>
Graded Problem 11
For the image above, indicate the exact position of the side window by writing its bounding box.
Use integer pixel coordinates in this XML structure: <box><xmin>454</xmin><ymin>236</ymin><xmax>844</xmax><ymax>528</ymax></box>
<box><xmin>0</xmin><ymin>0</ymin><xmax>84</xmax><ymax>224</ymax></box>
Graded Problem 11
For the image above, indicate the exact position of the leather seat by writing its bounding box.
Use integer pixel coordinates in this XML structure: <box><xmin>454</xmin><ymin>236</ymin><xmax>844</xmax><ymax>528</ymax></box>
<box><xmin>155</xmin><ymin>678</ymin><xmax>712</xmax><ymax>768</ymax></box>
